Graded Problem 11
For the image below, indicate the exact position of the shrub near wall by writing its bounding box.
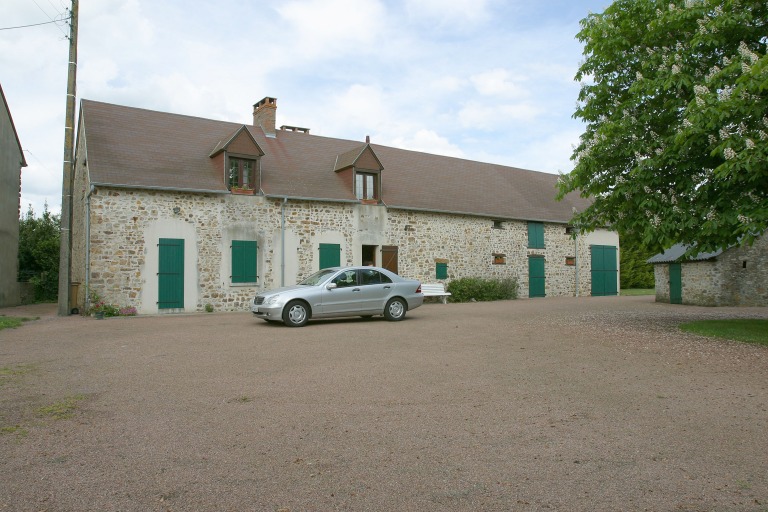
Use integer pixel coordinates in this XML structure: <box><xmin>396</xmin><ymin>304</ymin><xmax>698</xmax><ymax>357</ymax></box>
<box><xmin>446</xmin><ymin>277</ymin><xmax>519</xmax><ymax>302</ymax></box>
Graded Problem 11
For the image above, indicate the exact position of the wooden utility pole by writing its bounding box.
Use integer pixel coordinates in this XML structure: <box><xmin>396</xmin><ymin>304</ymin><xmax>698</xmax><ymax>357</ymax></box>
<box><xmin>57</xmin><ymin>0</ymin><xmax>78</xmax><ymax>316</ymax></box>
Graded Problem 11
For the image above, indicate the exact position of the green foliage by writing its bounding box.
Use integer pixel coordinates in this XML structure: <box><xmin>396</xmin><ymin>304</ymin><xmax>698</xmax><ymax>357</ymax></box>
<box><xmin>620</xmin><ymin>233</ymin><xmax>656</xmax><ymax>288</ymax></box>
<box><xmin>680</xmin><ymin>319</ymin><xmax>768</xmax><ymax>345</ymax></box>
<box><xmin>446</xmin><ymin>277</ymin><xmax>519</xmax><ymax>302</ymax></box>
<box><xmin>18</xmin><ymin>204</ymin><xmax>60</xmax><ymax>302</ymax></box>
<box><xmin>558</xmin><ymin>0</ymin><xmax>768</xmax><ymax>256</ymax></box>
<box><xmin>88</xmin><ymin>289</ymin><xmax>135</xmax><ymax>317</ymax></box>
<box><xmin>0</xmin><ymin>317</ymin><xmax>36</xmax><ymax>331</ymax></box>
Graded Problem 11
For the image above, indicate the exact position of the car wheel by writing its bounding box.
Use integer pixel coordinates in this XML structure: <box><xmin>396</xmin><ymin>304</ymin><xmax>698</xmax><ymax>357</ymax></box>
<box><xmin>283</xmin><ymin>300</ymin><xmax>309</xmax><ymax>327</ymax></box>
<box><xmin>384</xmin><ymin>298</ymin><xmax>407</xmax><ymax>321</ymax></box>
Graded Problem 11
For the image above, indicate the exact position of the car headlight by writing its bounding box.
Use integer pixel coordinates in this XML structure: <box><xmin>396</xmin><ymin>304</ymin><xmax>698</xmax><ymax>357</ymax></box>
<box><xmin>264</xmin><ymin>295</ymin><xmax>281</xmax><ymax>305</ymax></box>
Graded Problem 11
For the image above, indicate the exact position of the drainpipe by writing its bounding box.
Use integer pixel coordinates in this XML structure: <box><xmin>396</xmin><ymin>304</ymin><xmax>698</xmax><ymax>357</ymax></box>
<box><xmin>574</xmin><ymin>229</ymin><xmax>579</xmax><ymax>297</ymax></box>
<box><xmin>84</xmin><ymin>184</ymin><xmax>94</xmax><ymax>310</ymax></box>
<box><xmin>281</xmin><ymin>197</ymin><xmax>287</xmax><ymax>286</ymax></box>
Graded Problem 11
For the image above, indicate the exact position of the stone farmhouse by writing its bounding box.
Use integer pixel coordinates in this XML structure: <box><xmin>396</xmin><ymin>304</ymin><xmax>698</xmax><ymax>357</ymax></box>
<box><xmin>70</xmin><ymin>96</ymin><xmax>619</xmax><ymax>314</ymax></box>
<box><xmin>0</xmin><ymin>84</ymin><xmax>26</xmax><ymax>307</ymax></box>
<box><xmin>648</xmin><ymin>235</ymin><xmax>768</xmax><ymax>306</ymax></box>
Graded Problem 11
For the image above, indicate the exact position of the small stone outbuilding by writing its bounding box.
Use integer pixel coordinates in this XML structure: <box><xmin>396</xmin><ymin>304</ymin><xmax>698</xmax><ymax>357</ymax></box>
<box><xmin>648</xmin><ymin>234</ymin><xmax>768</xmax><ymax>306</ymax></box>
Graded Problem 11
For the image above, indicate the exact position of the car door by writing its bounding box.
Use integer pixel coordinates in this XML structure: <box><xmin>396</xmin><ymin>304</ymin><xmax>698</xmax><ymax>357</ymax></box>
<box><xmin>357</xmin><ymin>269</ymin><xmax>394</xmax><ymax>314</ymax></box>
<box><xmin>319</xmin><ymin>269</ymin><xmax>362</xmax><ymax>316</ymax></box>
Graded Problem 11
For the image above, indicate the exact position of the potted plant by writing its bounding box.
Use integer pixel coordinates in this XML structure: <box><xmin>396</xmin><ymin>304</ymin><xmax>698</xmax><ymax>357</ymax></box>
<box><xmin>230</xmin><ymin>185</ymin><xmax>255</xmax><ymax>195</ymax></box>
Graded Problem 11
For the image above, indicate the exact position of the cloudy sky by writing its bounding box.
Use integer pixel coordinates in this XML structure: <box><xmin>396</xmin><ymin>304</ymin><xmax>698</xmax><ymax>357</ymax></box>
<box><xmin>2</xmin><ymin>0</ymin><xmax>609</xmax><ymax>217</ymax></box>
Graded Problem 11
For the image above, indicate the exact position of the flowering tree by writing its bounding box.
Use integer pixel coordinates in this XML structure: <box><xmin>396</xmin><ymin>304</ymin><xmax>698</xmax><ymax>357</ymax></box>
<box><xmin>558</xmin><ymin>0</ymin><xmax>767</xmax><ymax>255</ymax></box>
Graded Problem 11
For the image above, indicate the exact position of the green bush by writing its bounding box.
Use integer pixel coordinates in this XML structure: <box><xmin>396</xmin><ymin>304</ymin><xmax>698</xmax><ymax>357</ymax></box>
<box><xmin>446</xmin><ymin>277</ymin><xmax>519</xmax><ymax>303</ymax></box>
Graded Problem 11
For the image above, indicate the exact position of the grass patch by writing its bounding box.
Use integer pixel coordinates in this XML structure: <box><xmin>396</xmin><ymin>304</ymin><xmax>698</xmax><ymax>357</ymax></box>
<box><xmin>680</xmin><ymin>319</ymin><xmax>768</xmax><ymax>345</ymax></box>
<box><xmin>36</xmin><ymin>394</ymin><xmax>87</xmax><ymax>420</ymax></box>
<box><xmin>0</xmin><ymin>425</ymin><xmax>29</xmax><ymax>438</ymax></box>
<box><xmin>620</xmin><ymin>288</ymin><xmax>655</xmax><ymax>296</ymax></box>
<box><xmin>0</xmin><ymin>363</ymin><xmax>37</xmax><ymax>386</ymax></box>
<box><xmin>0</xmin><ymin>316</ymin><xmax>37</xmax><ymax>330</ymax></box>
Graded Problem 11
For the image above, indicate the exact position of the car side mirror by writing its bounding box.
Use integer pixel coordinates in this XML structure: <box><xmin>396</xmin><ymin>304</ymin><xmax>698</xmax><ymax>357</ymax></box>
<box><xmin>326</xmin><ymin>283</ymin><xmax>337</xmax><ymax>290</ymax></box>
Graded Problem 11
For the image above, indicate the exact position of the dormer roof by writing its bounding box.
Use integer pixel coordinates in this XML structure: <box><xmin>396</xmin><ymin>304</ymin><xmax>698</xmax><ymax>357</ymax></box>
<box><xmin>334</xmin><ymin>144</ymin><xmax>383</xmax><ymax>172</ymax></box>
<box><xmin>209</xmin><ymin>125</ymin><xmax>265</xmax><ymax>158</ymax></box>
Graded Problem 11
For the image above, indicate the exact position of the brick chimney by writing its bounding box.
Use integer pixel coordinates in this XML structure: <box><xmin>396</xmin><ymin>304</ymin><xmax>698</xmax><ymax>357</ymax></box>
<box><xmin>253</xmin><ymin>97</ymin><xmax>277</xmax><ymax>137</ymax></box>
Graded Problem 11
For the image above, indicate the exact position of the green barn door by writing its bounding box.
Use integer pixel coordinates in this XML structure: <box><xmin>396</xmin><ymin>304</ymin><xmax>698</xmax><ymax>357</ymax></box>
<box><xmin>158</xmin><ymin>238</ymin><xmax>184</xmax><ymax>309</ymax></box>
<box><xmin>591</xmin><ymin>245</ymin><xmax>618</xmax><ymax>296</ymax></box>
<box><xmin>319</xmin><ymin>243</ymin><xmax>341</xmax><ymax>269</ymax></box>
<box><xmin>528</xmin><ymin>256</ymin><xmax>546</xmax><ymax>298</ymax></box>
<box><xmin>669</xmin><ymin>263</ymin><xmax>682</xmax><ymax>304</ymax></box>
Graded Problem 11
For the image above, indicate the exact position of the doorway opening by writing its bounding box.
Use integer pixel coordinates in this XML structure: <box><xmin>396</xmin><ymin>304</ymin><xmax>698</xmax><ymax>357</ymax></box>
<box><xmin>362</xmin><ymin>245</ymin><xmax>377</xmax><ymax>266</ymax></box>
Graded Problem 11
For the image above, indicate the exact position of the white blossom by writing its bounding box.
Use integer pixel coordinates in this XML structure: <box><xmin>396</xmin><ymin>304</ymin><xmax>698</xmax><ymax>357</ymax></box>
<box><xmin>671</xmin><ymin>64</ymin><xmax>681</xmax><ymax>74</ymax></box>
<box><xmin>742</xmin><ymin>62</ymin><xmax>752</xmax><ymax>74</ymax></box>
<box><xmin>724</xmin><ymin>147</ymin><xmax>736</xmax><ymax>160</ymax></box>
<box><xmin>738</xmin><ymin>214</ymin><xmax>751</xmax><ymax>224</ymax></box>
<box><xmin>719</xmin><ymin>128</ymin><xmax>730</xmax><ymax>140</ymax></box>
<box><xmin>745</xmin><ymin>139</ymin><xmax>755</xmax><ymax>149</ymax></box>
<box><xmin>694</xmin><ymin>84</ymin><xmax>709</xmax><ymax>96</ymax></box>
<box><xmin>738</xmin><ymin>41</ymin><xmax>759</xmax><ymax>64</ymax></box>
<box><xmin>708</xmin><ymin>134</ymin><xmax>718</xmax><ymax>145</ymax></box>
<box><xmin>759</xmin><ymin>131</ymin><xmax>768</xmax><ymax>141</ymax></box>
<box><xmin>636</xmin><ymin>71</ymin><xmax>643</xmax><ymax>81</ymax></box>
<box><xmin>682</xmin><ymin>119</ymin><xmax>693</xmax><ymax>128</ymax></box>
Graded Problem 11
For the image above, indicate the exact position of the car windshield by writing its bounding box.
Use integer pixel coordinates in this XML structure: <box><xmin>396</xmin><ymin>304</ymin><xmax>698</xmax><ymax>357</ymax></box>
<box><xmin>299</xmin><ymin>268</ymin><xmax>337</xmax><ymax>286</ymax></box>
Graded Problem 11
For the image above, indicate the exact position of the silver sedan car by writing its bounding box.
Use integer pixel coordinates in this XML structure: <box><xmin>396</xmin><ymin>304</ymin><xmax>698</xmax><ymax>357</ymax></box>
<box><xmin>251</xmin><ymin>266</ymin><xmax>424</xmax><ymax>327</ymax></box>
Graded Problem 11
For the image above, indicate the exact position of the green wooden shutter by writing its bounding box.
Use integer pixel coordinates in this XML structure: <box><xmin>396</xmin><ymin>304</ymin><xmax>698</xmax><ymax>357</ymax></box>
<box><xmin>529</xmin><ymin>256</ymin><xmax>546</xmax><ymax>297</ymax></box>
<box><xmin>319</xmin><ymin>243</ymin><xmax>341</xmax><ymax>269</ymax></box>
<box><xmin>527</xmin><ymin>222</ymin><xmax>544</xmax><ymax>248</ymax></box>
<box><xmin>158</xmin><ymin>238</ymin><xmax>184</xmax><ymax>309</ymax></box>
<box><xmin>436</xmin><ymin>262</ymin><xmax>448</xmax><ymax>280</ymax></box>
<box><xmin>591</xmin><ymin>245</ymin><xmax>618</xmax><ymax>296</ymax></box>
<box><xmin>232</xmin><ymin>240</ymin><xmax>258</xmax><ymax>283</ymax></box>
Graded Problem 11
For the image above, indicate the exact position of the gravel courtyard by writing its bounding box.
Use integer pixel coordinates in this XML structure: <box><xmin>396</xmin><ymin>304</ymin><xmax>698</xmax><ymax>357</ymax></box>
<box><xmin>1</xmin><ymin>296</ymin><xmax>767</xmax><ymax>512</ymax></box>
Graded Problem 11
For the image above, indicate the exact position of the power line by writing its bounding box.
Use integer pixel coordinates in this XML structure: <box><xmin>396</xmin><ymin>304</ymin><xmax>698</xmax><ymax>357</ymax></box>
<box><xmin>0</xmin><ymin>16</ymin><xmax>71</xmax><ymax>31</ymax></box>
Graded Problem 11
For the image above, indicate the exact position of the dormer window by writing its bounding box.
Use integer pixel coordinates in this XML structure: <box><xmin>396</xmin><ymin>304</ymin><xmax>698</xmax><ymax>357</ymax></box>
<box><xmin>228</xmin><ymin>157</ymin><xmax>256</xmax><ymax>190</ymax></box>
<box><xmin>356</xmin><ymin>172</ymin><xmax>378</xmax><ymax>200</ymax></box>
<box><xmin>209</xmin><ymin>125</ymin><xmax>265</xmax><ymax>194</ymax></box>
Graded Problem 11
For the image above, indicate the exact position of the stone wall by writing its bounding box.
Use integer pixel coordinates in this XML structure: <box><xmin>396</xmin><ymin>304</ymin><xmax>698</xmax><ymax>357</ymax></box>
<box><xmin>79</xmin><ymin>188</ymin><xmax>617</xmax><ymax>313</ymax></box>
<box><xmin>652</xmin><ymin>235</ymin><xmax>768</xmax><ymax>306</ymax></box>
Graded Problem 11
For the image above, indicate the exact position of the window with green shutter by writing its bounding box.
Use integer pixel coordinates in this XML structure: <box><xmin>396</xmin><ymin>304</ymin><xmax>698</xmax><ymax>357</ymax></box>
<box><xmin>231</xmin><ymin>240</ymin><xmax>258</xmax><ymax>283</ymax></box>
<box><xmin>527</xmin><ymin>222</ymin><xmax>545</xmax><ymax>249</ymax></box>
<box><xmin>436</xmin><ymin>262</ymin><xmax>448</xmax><ymax>280</ymax></box>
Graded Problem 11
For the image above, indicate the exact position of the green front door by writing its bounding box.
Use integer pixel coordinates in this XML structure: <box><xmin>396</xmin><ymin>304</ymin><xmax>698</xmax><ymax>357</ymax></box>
<box><xmin>591</xmin><ymin>245</ymin><xmax>618</xmax><ymax>296</ymax></box>
<box><xmin>669</xmin><ymin>263</ymin><xmax>682</xmax><ymax>304</ymax></box>
<box><xmin>529</xmin><ymin>256</ymin><xmax>545</xmax><ymax>298</ymax></box>
<box><xmin>319</xmin><ymin>243</ymin><xmax>341</xmax><ymax>269</ymax></box>
<box><xmin>158</xmin><ymin>238</ymin><xmax>184</xmax><ymax>309</ymax></box>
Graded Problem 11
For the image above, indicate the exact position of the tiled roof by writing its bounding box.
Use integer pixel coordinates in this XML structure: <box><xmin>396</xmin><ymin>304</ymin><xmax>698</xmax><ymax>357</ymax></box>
<box><xmin>79</xmin><ymin>99</ymin><xmax>591</xmax><ymax>223</ymax></box>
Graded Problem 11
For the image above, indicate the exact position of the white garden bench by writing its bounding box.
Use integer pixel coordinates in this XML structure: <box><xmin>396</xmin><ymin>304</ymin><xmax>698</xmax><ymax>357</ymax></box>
<box><xmin>421</xmin><ymin>283</ymin><xmax>451</xmax><ymax>304</ymax></box>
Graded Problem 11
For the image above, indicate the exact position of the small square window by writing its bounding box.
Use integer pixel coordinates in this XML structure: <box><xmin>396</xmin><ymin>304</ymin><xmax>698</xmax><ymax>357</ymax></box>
<box><xmin>493</xmin><ymin>254</ymin><xmax>506</xmax><ymax>265</ymax></box>
<box><xmin>493</xmin><ymin>220</ymin><xmax>504</xmax><ymax>229</ymax></box>
<box><xmin>565</xmin><ymin>256</ymin><xmax>576</xmax><ymax>266</ymax></box>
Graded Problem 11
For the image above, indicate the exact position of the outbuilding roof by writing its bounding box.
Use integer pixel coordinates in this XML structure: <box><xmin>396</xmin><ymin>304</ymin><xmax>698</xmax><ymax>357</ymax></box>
<box><xmin>78</xmin><ymin>99</ymin><xmax>591</xmax><ymax>223</ymax></box>
<box><xmin>647</xmin><ymin>243</ymin><xmax>723</xmax><ymax>264</ymax></box>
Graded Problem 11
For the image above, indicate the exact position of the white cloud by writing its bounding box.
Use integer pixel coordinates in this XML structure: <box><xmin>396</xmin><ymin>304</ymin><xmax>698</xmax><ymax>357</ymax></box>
<box><xmin>470</xmin><ymin>68</ymin><xmax>529</xmax><ymax>98</ymax></box>
<box><xmin>275</xmin><ymin>0</ymin><xmax>387</xmax><ymax>59</ymax></box>
<box><xmin>404</xmin><ymin>0</ymin><xmax>494</xmax><ymax>28</ymax></box>
<box><xmin>458</xmin><ymin>101</ymin><xmax>541</xmax><ymax>130</ymax></box>
<box><xmin>388</xmin><ymin>129</ymin><xmax>465</xmax><ymax>159</ymax></box>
